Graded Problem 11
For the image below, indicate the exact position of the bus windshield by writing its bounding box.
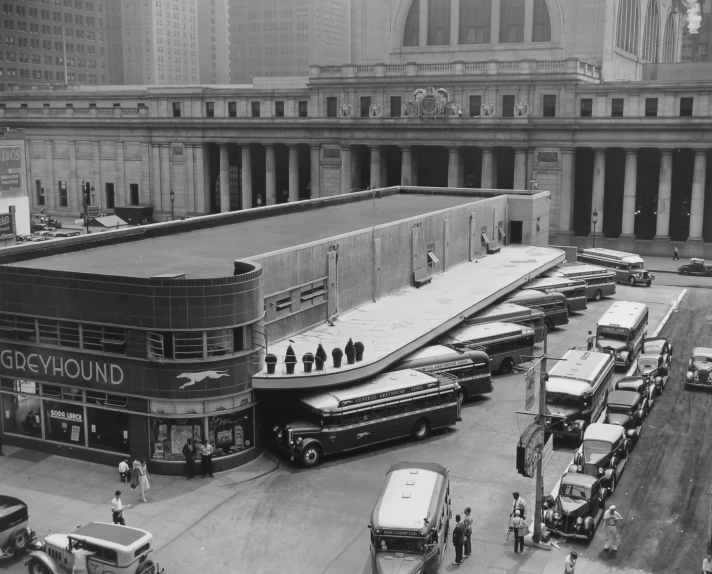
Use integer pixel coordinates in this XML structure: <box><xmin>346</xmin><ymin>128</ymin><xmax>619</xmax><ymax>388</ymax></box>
<box><xmin>375</xmin><ymin>536</ymin><xmax>425</xmax><ymax>554</ymax></box>
<box><xmin>598</xmin><ymin>331</ymin><xmax>629</xmax><ymax>342</ymax></box>
<box><xmin>546</xmin><ymin>392</ymin><xmax>584</xmax><ymax>408</ymax></box>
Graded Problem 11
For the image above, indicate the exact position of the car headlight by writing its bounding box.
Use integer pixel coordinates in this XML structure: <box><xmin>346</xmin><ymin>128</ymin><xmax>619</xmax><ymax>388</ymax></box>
<box><xmin>273</xmin><ymin>426</ymin><xmax>279</xmax><ymax>433</ymax></box>
<box><xmin>572</xmin><ymin>420</ymin><xmax>585</xmax><ymax>430</ymax></box>
<box><xmin>576</xmin><ymin>517</ymin><xmax>583</xmax><ymax>525</ymax></box>
<box><xmin>296</xmin><ymin>437</ymin><xmax>303</xmax><ymax>444</ymax></box>
<box><xmin>598</xmin><ymin>467</ymin><xmax>605</xmax><ymax>476</ymax></box>
<box><xmin>553</xmin><ymin>512</ymin><xmax>561</xmax><ymax>521</ymax></box>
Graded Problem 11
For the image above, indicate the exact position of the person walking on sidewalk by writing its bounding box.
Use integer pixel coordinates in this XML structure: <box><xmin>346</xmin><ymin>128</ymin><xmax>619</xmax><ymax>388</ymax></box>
<box><xmin>462</xmin><ymin>507</ymin><xmax>473</xmax><ymax>558</ymax></box>
<box><xmin>452</xmin><ymin>514</ymin><xmax>465</xmax><ymax>565</ymax></box>
<box><xmin>564</xmin><ymin>550</ymin><xmax>578</xmax><ymax>573</ymax></box>
<box><xmin>603</xmin><ymin>505</ymin><xmax>623</xmax><ymax>552</ymax></box>
<box><xmin>183</xmin><ymin>438</ymin><xmax>197</xmax><ymax>480</ymax></box>
<box><xmin>111</xmin><ymin>490</ymin><xmax>129</xmax><ymax>525</ymax></box>
<box><xmin>586</xmin><ymin>331</ymin><xmax>596</xmax><ymax>351</ymax></box>
<box><xmin>512</xmin><ymin>510</ymin><xmax>526</xmax><ymax>554</ymax></box>
<box><xmin>673</xmin><ymin>246</ymin><xmax>680</xmax><ymax>261</ymax></box>
<box><xmin>131</xmin><ymin>460</ymin><xmax>150</xmax><ymax>502</ymax></box>
<box><xmin>118</xmin><ymin>459</ymin><xmax>130</xmax><ymax>483</ymax></box>
<box><xmin>511</xmin><ymin>492</ymin><xmax>527</xmax><ymax>520</ymax></box>
<box><xmin>200</xmin><ymin>438</ymin><xmax>214</xmax><ymax>478</ymax></box>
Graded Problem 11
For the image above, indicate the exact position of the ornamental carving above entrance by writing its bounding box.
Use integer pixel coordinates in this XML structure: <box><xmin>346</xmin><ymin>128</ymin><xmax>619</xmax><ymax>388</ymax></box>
<box><xmin>403</xmin><ymin>87</ymin><xmax>462</xmax><ymax>119</ymax></box>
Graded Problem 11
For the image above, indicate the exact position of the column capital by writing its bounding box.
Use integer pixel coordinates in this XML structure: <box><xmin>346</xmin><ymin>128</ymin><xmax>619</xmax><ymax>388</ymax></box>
<box><xmin>694</xmin><ymin>149</ymin><xmax>709</xmax><ymax>157</ymax></box>
<box><xmin>309</xmin><ymin>144</ymin><xmax>321</xmax><ymax>150</ymax></box>
<box><xmin>624</xmin><ymin>148</ymin><xmax>639</xmax><ymax>155</ymax></box>
<box><xmin>368</xmin><ymin>144</ymin><xmax>381</xmax><ymax>149</ymax></box>
<box><xmin>660</xmin><ymin>149</ymin><xmax>674</xmax><ymax>156</ymax></box>
<box><xmin>287</xmin><ymin>143</ymin><xmax>298</xmax><ymax>150</ymax></box>
<box><xmin>560</xmin><ymin>147</ymin><xmax>576</xmax><ymax>154</ymax></box>
<box><xmin>264</xmin><ymin>143</ymin><xmax>275</xmax><ymax>150</ymax></box>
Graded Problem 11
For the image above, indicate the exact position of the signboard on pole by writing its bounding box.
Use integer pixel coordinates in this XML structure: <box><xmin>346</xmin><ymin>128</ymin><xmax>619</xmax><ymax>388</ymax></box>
<box><xmin>87</xmin><ymin>205</ymin><xmax>101</xmax><ymax>218</ymax></box>
<box><xmin>541</xmin><ymin>434</ymin><xmax>554</xmax><ymax>471</ymax></box>
<box><xmin>525</xmin><ymin>367</ymin><xmax>536</xmax><ymax>411</ymax></box>
<box><xmin>516</xmin><ymin>423</ymin><xmax>544</xmax><ymax>478</ymax></box>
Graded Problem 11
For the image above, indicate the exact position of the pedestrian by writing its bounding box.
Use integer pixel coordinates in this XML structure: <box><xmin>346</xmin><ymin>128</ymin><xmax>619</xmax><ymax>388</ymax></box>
<box><xmin>511</xmin><ymin>492</ymin><xmax>527</xmax><ymax>520</ymax></box>
<box><xmin>0</xmin><ymin>431</ymin><xmax>4</xmax><ymax>456</ymax></box>
<box><xmin>200</xmin><ymin>438</ymin><xmax>214</xmax><ymax>478</ymax></box>
<box><xmin>182</xmin><ymin>438</ymin><xmax>197</xmax><ymax>480</ymax></box>
<box><xmin>71</xmin><ymin>540</ymin><xmax>94</xmax><ymax>574</ymax></box>
<box><xmin>462</xmin><ymin>507</ymin><xmax>473</xmax><ymax>557</ymax></box>
<box><xmin>673</xmin><ymin>246</ymin><xmax>680</xmax><ymax>261</ymax></box>
<box><xmin>110</xmin><ymin>490</ymin><xmax>129</xmax><ymax>525</ymax></box>
<box><xmin>512</xmin><ymin>509</ymin><xmax>526</xmax><ymax>553</ymax></box>
<box><xmin>586</xmin><ymin>331</ymin><xmax>596</xmax><ymax>351</ymax></box>
<box><xmin>256</xmin><ymin>193</ymin><xmax>263</xmax><ymax>207</ymax></box>
<box><xmin>452</xmin><ymin>513</ymin><xmax>465</xmax><ymax>565</ymax></box>
<box><xmin>564</xmin><ymin>550</ymin><xmax>578</xmax><ymax>573</ymax></box>
<box><xmin>131</xmin><ymin>459</ymin><xmax>150</xmax><ymax>502</ymax></box>
<box><xmin>118</xmin><ymin>459</ymin><xmax>130</xmax><ymax>482</ymax></box>
<box><xmin>603</xmin><ymin>504</ymin><xmax>623</xmax><ymax>551</ymax></box>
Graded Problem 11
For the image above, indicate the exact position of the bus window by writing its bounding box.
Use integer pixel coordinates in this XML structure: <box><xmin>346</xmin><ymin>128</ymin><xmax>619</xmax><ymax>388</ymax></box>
<box><xmin>378</xmin><ymin>537</ymin><xmax>425</xmax><ymax>553</ymax></box>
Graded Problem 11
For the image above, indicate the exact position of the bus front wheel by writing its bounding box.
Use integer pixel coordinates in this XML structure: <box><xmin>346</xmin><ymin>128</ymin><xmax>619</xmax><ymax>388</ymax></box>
<box><xmin>593</xmin><ymin>289</ymin><xmax>603</xmax><ymax>302</ymax></box>
<box><xmin>301</xmin><ymin>443</ymin><xmax>323</xmax><ymax>467</ymax></box>
<box><xmin>412</xmin><ymin>419</ymin><xmax>430</xmax><ymax>441</ymax></box>
<box><xmin>499</xmin><ymin>358</ymin><xmax>514</xmax><ymax>375</ymax></box>
<box><xmin>628</xmin><ymin>276</ymin><xmax>636</xmax><ymax>286</ymax></box>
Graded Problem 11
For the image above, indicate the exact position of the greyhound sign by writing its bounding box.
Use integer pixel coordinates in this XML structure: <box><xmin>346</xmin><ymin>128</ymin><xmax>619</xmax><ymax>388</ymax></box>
<box><xmin>177</xmin><ymin>370</ymin><xmax>230</xmax><ymax>390</ymax></box>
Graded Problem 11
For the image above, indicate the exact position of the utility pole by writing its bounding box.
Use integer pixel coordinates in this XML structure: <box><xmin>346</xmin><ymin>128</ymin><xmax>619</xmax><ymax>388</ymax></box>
<box><xmin>533</xmin><ymin>323</ymin><xmax>548</xmax><ymax>544</ymax></box>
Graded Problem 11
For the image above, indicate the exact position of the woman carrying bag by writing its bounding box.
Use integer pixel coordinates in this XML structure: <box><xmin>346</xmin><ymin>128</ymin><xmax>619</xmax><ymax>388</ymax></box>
<box><xmin>131</xmin><ymin>459</ymin><xmax>150</xmax><ymax>502</ymax></box>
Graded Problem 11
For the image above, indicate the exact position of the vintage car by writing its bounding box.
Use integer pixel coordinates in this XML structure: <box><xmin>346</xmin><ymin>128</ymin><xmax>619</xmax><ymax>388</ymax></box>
<box><xmin>642</xmin><ymin>337</ymin><xmax>673</xmax><ymax>366</ymax></box>
<box><xmin>604</xmin><ymin>390</ymin><xmax>646</xmax><ymax>447</ymax></box>
<box><xmin>615</xmin><ymin>376</ymin><xmax>658</xmax><ymax>409</ymax></box>
<box><xmin>0</xmin><ymin>496</ymin><xmax>40</xmax><ymax>559</ymax></box>
<box><xmin>572</xmin><ymin>423</ymin><xmax>630</xmax><ymax>493</ymax></box>
<box><xmin>25</xmin><ymin>522</ymin><xmax>162</xmax><ymax>574</ymax></box>
<box><xmin>543</xmin><ymin>472</ymin><xmax>606</xmax><ymax>541</ymax></box>
<box><xmin>678</xmin><ymin>258</ymin><xmax>712</xmax><ymax>276</ymax></box>
<box><xmin>635</xmin><ymin>354</ymin><xmax>668</xmax><ymax>390</ymax></box>
<box><xmin>686</xmin><ymin>347</ymin><xmax>712</xmax><ymax>390</ymax></box>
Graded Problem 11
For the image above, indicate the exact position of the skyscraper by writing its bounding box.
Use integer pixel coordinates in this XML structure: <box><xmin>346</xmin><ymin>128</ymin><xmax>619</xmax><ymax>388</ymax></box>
<box><xmin>228</xmin><ymin>0</ymin><xmax>349</xmax><ymax>83</ymax></box>
<box><xmin>198</xmin><ymin>0</ymin><xmax>230</xmax><ymax>84</ymax></box>
<box><xmin>0</xmin><ymin>0</ymin><xmax>112</xmax><ymax>92</ymax></box>
<box><xmin>122</xmin><ymin>0</ymin><xmax>199</xmax><ymax>85</ymax></box>
<box><xmin>106</xmin><ymin>0</ymin><xmax>124</xmax><ymax>84</ymax></box>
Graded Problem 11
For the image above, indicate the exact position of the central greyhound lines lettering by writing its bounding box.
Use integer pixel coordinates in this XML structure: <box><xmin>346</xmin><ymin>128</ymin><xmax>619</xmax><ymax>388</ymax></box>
<box><xmin>0</xmin><ymin>349</ymin><xmax>124</xmax><ymax>385</ymax></box>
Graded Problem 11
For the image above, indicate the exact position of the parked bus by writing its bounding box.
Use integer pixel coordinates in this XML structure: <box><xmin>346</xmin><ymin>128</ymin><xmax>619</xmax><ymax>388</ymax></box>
<box><xmin>504</xmin><ymin>289</ymin><xmax>569</xmax><ymax>329</ymax></box>
<box><xmin>271</xmin><ymin>369</ymin><xmax>459</xmax><ymax>467</ymax></box>
<box><xmin>468</xmin><ymin>302</ymin><xmax>546</xmax><ymax>344</ymax></box>
<box><xmin>394</xmin><ymin>345</ymin><xmax>492</xmax><ymax>404</ymax></box>
<box><xmin>438</xmin><ymin>321</ymin><xmax>536</xmax><ymax>375</ymax></box>
<box><xmin>526</xmin><ymin>276</ymin><xmax>588</xmax><ymax>314</ymax></box>
<box><xmin>545</xmin><ymin>348</ymin><xmax>615</xmax><ymax>442</ymax></box>
<box><xmin>596</xmin><ymin>300</ymin><xmax>649</xmax><ymax>369</ymax></box>
<box><xmin>546</xmin><ymin>263</ymin><xmax>617</xmax><ymax>301</ymax></box>
<box><xmin>578</xmin><ymin>248</ymin><xmax>655</xmax><ymax>287</ymax></box>
<box><xmin>369</xmin><ymin>462</ymin><xmax>451</xmax><ymax>574</ymax></box>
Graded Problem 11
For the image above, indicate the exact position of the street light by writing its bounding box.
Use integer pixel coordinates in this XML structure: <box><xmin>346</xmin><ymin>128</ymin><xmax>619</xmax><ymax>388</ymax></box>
<box><xmin>82</xmin><ymin>179</ymin><xmax>90</xmax><ymax>235</ymax></box>
<box><xmin>592</xmin><ymin>209</ymin><xmax>599</xmax><ymax>249</ymax></box>
<box><xmin>169</xmin><ymin>190</ymin><xmax>175</xmax><ymax>221</ymax></box>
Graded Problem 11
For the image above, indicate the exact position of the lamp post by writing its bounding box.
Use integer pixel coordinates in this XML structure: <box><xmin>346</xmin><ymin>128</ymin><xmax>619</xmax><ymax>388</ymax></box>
<box><xmin>592</xmin><ymin>209</ymin><xmax>599</xmax><ymax>249</ymax></box>
<box><xmin>82</xmin><ymin>179</ymin><xmax>90</xmax><ymax>235</ymax></box>
<box><xmin>169</xmin><ymin>190</ymin><xmax>175</xmax><ymax>221</ymax></box>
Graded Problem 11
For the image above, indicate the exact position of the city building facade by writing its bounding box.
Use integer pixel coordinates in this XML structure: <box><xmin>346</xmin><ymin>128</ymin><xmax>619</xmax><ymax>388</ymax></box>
<box><xmin>198</xmin><ymin>0</ymin><xmax>230</xmax><ymax>85</ymax></box>
<box><xmin>0</xmin><ymin>0</ymin><xmax>112</xmax><ymax>92</ymax></box>
<box><xmin>121</xmin><ymin>0</ymin><xmax>199</xmax><ymax>85</ymax></box>
<box><xmin>0</xmin><ymin>129</ymin><xmax>30</xmax><ymax>238</ymax></box>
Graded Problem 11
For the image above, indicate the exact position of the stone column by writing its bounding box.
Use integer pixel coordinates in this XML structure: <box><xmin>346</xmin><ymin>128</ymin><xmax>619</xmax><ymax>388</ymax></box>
<box><xmin>92</xmin><ymin>141</ymin><xmax>101</xmax><ymax>208</ymax></box>
<box><xmin>289</xmin><ymin>144</ymin><xmax>300</xmax><ymax>201</ymax></box>
<box><xmin>265</xmin><ymin>144</ymin><xmax>276</xmax><ymax>206</ymax></box>
<box><xmin>68</xmin><ymin>141</ymin><xmax>79</xmax><ymax>210</ymax></box>
<box><xmin>219</xmin><ymin>144</ymin><xmax>230</xmax><ymax>212</ymax></box>
<box><xmin>481</xmin><ymin>147</ymin><xmax>494</xmax><ymax>189</ymax></box>
<box><xmin>194</xmin><ymin>145</ymin><xmax>207</xmax><ymax>213</ymax></box>
<box><xmin>151</xmin><ymin>144</ymin><xmax>161</xmax><ymax>210</ymax></box>
<box><xmin>116</xmin><ymin>142</ymin><xmax>126</xmax><ymax>207</ymax></box>
<box><xmin>558</xmin><ymin>149</ymin><xmax>574</xmax><ymax>235</ymax></box>
<box><xmin>655</xmin><ymin>150</ymin><xmax>673</xmax><ymax>239</ymax></box>
<box><xmin>513</xmin><ymin>148</ymin><xmax>527</xmax><ymax>190</ymax></box>
<box><xmin>419</xmin><ymin>0</ymin><xmax>429</xmax><ymax>46</ymax></box>
<box><xmin>310</xmin><ymin>145</ymin><xmax>321</xmax><ymax>198</ymax></box>
<box><xmin>447</xmin><ymin>147</ymin><xmax>459</xmax><ymax>188</ymax></box>
<box><xmin>341</xmin><ymin>145</ymin><xmax>352</xmax><ymax>195</ymax></box>
<box><xmin>591</xmin><ymin>148</ymin><xmax>606</xmax><ymax>235</ymax></box>
<box><xmin>620</xmin><ymin>149</ymin><xmax>638</xmax><ymax>237</ymax></box>
<box><xmin>160</xmin><ymin>144</ymin><xmax>170</xmax><ymax>213</ymax></box>
<box><xmin>45</xmin><ymin>141</ymin><xmax>56</xmax><ymax>210</ymax></box>
<box><xmin>451</xmin><ymin>0</ymin><xmax>460</xmax><ymax>45</ymax></box>
<box><xmin>401</xmin><ymin>146</ymin><xmax>412</xmax><ymax>186</ymax></box>
<box><xmin>523</xmin><ymin>0</ymin><xmax>534</xmax><ymax>43</ymax></box>
<box><xmin>241</xmin><ymin>144</ymin><xmax>253</xmax><ymax>209</ymax></box>
<box><xmin>688</xmin><ymin>150</ymin><xmax>708</xmax><ymax>241</ymax></box>
<box><xmin>369</xmin><ymin>145</ymin><xmax>381</xmax><ymax>189</ymax></box>
<box><xmin>185</xmin><ymin>145</ymin><xmax>195</xmax><ymax>215</ymax></box>
<box><xmin>458</xmin><ymin>149</ymin><xmax>465</xmax><ymax>187</ymax></box>
<box><xmin>140</xmin><ymin>142</ymin><xmax>150</xmax><ymax>205</ymax></box>
<box><xmin>491</xmin><ymin>0</ymin><xmax>501</xmax><ymax>44</ymax></box>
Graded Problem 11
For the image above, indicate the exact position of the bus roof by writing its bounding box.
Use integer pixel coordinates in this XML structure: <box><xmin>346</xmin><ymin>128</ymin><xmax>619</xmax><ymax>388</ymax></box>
<box><xmin>581</xmin><ymin>248</ymin><xmax>644</xmax><ymax>265</ymax></box>
<box><xmin>527</xmin><ymin>277</ymin><xmax>587</xmax><ymax>290</ymax></box>
<box><xmin>371</xmin><ymin>465</ymin><xmax>448</xmax><ymax>533</ymax></box>
<box><xmin>395</xmin><ymin>345</ymin><xmax>489</xmax><ymax>371</ymax></box>
<box><xmin>598</xmin><ymin>301</ymin><xmax>648</xmax><ymax>331</ymax></box>
<box><xmin>547</xmin><ymin>263</ymin><xmax>613</xmax><ymax>277</ymax></box>
<box><xmin>545</xmin><ymin>377</ymin><xmax>592</xmax><ymax>396</ymax></box>
<box><xmin>505</xmin><ymin>289</ymin><xmax>566</xmax><ymax>304</ymax></box>
<box><xmin>468</xmin><ymin>302</ymin><xmax>544</xmax><ymax>323</ymax></box>
<box><xmin>439</xmin><ymin>321</ymin><xmax>534</xmax><ymax>346</ymax></box>
<box><xmin>299</xmin><ymin>369</ymin><xmax>441</xmax><ymax>411</ymax></box>
<box><xmin>548</xmin><ymin>349</ymin><xmax>612</xmax><ymax>383</ymax></box>
<box><xmin>583</xmin><ymin>423</ymin><xmax>625</xmax><ymax>444</ymax></box>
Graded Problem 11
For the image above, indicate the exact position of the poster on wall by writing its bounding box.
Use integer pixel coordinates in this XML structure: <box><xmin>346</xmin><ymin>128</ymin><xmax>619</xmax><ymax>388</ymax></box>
<box><xmin>0</xmin><ymin>146</ymin><xmax>23</xmax><ymax>197</ymax></box>
<box><xmin>171</xmin><ymin>425</ymin><xmax>195</xmax><ymax>455</ymax></box>
<box><xmin>216</xmin><ymin>429</ymin><xmax>232</xmax><ymax>446</ymax></box>
<box><xmin>234</xmin><ymin>425</ymin><xmax>244</xmax><ymax>449</ymax></box>
<box><xmin>208</xmin><ymin>430</ymin><xmax>215</xmax><ymax>448</ymax></box>
<box><xmin>70</xmin><ymin>426</ymin><xmax>81</xmax><ymax>442</ymax></box>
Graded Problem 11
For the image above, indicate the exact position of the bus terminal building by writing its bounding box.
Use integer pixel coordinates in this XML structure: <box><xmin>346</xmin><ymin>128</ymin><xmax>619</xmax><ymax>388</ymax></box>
<box><xmin>0</xmin><ymin>186</ymin><xmax>560</xmax><ymax>474</ymax></box>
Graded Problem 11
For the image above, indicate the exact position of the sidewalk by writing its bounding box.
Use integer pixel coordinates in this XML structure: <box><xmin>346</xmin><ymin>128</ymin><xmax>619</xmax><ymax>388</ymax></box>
<box><xmin>644</xmin><ymin>255</ymin><xmax>684</xmax><ymax>274</ymax></box>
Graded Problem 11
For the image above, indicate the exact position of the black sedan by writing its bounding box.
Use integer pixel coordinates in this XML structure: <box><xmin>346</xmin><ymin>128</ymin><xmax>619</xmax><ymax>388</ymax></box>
<box><xmin>604</xmin><ymin>390</ymin><xmax>646</xmax><ymax>447</ymax></box>
<box><xmin>616</xmin><ymin>375</ymin><xmax>658</xmax><ymax>409</ymax></box>
<box><xmin>678</xmin><ymin>258</ymin><xmax>712</xmax><ymax>276</ymax></box>
<box><xmin>642</xmin><ymin>337</ymin><xmax>673</xmax><ymax>366</ymax></box>
<box><xmin>635</xmin><ymin>354</ymin><xmax>669</xmax><ymax>391</ymax></box>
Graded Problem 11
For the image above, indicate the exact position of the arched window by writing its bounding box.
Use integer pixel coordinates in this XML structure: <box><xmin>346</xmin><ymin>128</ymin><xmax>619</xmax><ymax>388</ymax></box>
<box><xmin>428</xmin><ymin>0</ymin><xmax>452</xmax><ymax>45</ymax></box>
<box><xmin>460</xmin><ymin>0</ymin><xmax>491</xmax><ymax>44</ymax></box>
<box><xmin>403</xmin><ymin>0</ymin><xmax>421</xmax><ymax>46</ymax></box>
<box><xmin>662</xmin><ymin>10</ymin><xmax>677</xmax><ymax>62</ymax></box>
<box><xmin>500</xmin><ymin>0</ymin><xmax>525</xmax><ymax>43</ymax></box>
<box><xmin>641</xmin><ymin>0</ymin><xmax>660</xmax><ymax>62</ymax></box>
<box><xmin>616</xmin><ymin>0</ymin><xmax>641</xmax><ymax>55</ymax></box>
<box><xmin>532</xmin><ymin>0</ymin><xmax>551</xmax><ymax>42</ymax></box>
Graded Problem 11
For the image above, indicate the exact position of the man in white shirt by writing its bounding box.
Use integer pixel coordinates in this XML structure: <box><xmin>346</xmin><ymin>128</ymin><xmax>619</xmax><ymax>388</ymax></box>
<box><xmin>118</xmin><ymin>459</ymin><xmax>130</xmax><ymax>483</ymax></box>
<box><xmin>564</xmin><ymin>550</ymin><xmax>577</xmax><ymax>573</ymax></box>
<box><xmin>603</xmin><ymin>505</ymin><xmax>623</xmax><ymax>551</ymax></box>
<box><xmin>200</xmin><ymin>439</ymin><xmax>214</xmax><ymax>478</ymax></box>
<box><xmin>111</xmin><ymin>490</ymin><xmax>129</xmax><ymax>525</ymax></box>
<box><xmin>71</xmin><ymin>540</ymin><xmax>94</xmax><ymax>574</ymax></box>
<box><xmin>511</xmin><ymin>492</ymin><xmax>527</xmax><ymax>520</ymax></box>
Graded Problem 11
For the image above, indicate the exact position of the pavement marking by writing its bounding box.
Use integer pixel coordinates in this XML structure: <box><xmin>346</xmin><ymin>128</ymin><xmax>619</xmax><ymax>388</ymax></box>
<box><xmin>533</xmin><ymin>290</ymin><xmax>687</xmax><ymax>531</ymax></box>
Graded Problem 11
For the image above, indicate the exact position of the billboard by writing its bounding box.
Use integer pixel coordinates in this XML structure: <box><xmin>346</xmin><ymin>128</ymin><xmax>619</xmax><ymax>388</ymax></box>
<box><xmin>0</xmin><ymin>145</ymin><xmax>24</xmax><ymax>197</ymax></box>
<box><xmin>0</xmin><ymin>213</ymin><xmax>14</xmax><ymax>239</ymax></box>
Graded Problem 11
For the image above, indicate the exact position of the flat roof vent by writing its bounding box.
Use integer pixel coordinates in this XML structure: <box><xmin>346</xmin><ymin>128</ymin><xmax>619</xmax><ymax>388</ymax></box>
<box><xmin>151</xmin><ymin>273</ymin><xmax>186</xmax><ymax>279</ymax></box>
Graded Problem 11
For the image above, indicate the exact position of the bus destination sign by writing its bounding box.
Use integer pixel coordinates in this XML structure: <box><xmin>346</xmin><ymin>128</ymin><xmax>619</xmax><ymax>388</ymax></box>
<box><xmin>380</xmin><ymin>529</ymin><xmax>421</xmax><ymax>537</ymax></box>
<box><xmin>600</xmin><ymin>327</ymin><xmax>627</xmax><ymax>334</ymax></box>
<box><xmin>417</xmin><ymin>359</ymin><xmax>471</xmax><ymax>372</ymax></box>
<box><xmin>338</xmin><ymin>381</ymin><xmax>438</xmax><ymax>408</ymax></box>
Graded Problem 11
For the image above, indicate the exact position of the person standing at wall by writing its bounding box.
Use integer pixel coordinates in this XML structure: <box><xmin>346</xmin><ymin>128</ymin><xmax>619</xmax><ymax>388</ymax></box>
<box><xmin>183</xmin><ymin>438</ymin><xmax>197</xmax><ymax>480</ymax></box>
<box><xmin>200</xmin><ymin>438</ymin><xmax>214</xmax><ymax>478</ymax></box>
<box><xmin>452</xmin><ymin>514</ymin><xmax>465</xmax><ymax>565</ymax></box>
<box><xmin>462</xmin><ymin>507</ymin><xmax>473</xmax><ymax>557</ymax></box>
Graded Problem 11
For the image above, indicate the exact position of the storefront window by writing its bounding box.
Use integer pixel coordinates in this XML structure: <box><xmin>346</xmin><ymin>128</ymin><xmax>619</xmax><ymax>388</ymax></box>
<box><xmin>1</xmin><ymin>379</ymin><xmax>42</xmax><ymax>438</ymax></box>
<box><xmin>150</xmin><ymin>417</ymin><xmax>203</xmax><ymax>461</ymax></box>
<box><xmin>41</xmin><ymin>384</ymin><xmax>83</xmax><ymax>401</ymax></box>
<box><xmin>209</xmin><ymin>409</ymin><xmax>253</xmax><ymax>458</ymax></box>
<box><xmin>44</xmin><ymin>400</ymin><xmax>85</xmax><ymax>445</ymax></box>
<box><xmin>87</xmin><ymin>407</ymin><xmax>130</xmax><ymax>453</ymax></box>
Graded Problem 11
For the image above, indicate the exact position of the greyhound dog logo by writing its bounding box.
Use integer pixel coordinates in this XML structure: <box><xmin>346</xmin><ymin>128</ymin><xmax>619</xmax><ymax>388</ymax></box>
<box><xmin>356</xmin><ymin>432</ymin><xmax>371</xmax><ymax>440</ymax></box>
<box><xmin>177</xmin><ymin>370</ymin><xmax>229</xmax><ymax>390</ymax></box>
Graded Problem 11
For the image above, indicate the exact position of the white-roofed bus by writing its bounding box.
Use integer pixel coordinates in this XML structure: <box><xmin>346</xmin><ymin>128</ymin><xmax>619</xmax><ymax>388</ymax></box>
<box><xmin>369</xmin><ymin>462</ymin><xmax>451</xmax><ymax>574</ymax></box>
<box><xmin>578</xmin><ymin>247</ymin><xmax>655</xmax><ymax>287</ymax></box>
<box><xmin>467</xmin><ymin>302</ymin><xmax>546</xmax><ymax>344</ymax></box>
<box><xmin>596</xmin><ymin>300</ymin><xmax>649</xmax><ymax>369</ymax></box>
<box><xmin>546</xmin><ymin>263</ymin><xmax>617</xmax><ymax>301</ymax></box>
<box><xmin>271</xmin><ymin>370</ymin><xmax>460</xmax><ymax>467</ymax></box>
<box><xmin>393</xmin><ymin>345</ymin><xmax>492</xmax><ymax>405</ymax></box>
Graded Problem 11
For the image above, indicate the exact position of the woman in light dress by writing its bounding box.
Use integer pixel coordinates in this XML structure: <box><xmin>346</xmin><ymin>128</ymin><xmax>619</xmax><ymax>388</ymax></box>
<box><xmin>132</xmin><ymin>459</ymin><xmax>150</xmax><ymax>502</ymax></box>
